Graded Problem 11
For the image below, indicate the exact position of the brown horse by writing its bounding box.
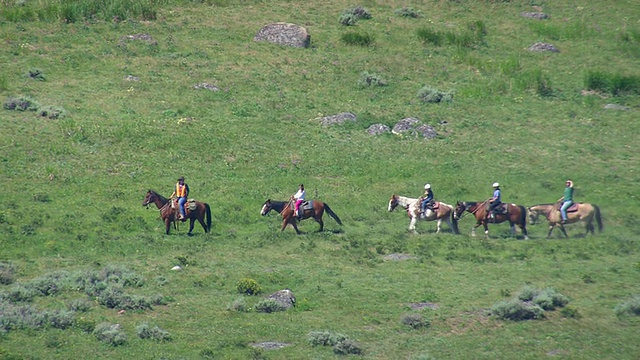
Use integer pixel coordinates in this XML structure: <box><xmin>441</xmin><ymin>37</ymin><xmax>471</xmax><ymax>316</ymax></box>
<box><xmin>528</xmin><ymin>203</ymin><xmax>602</xmax><ymax>238</ymax></box>
<box><xmin>142</xmin><ymin>190</ymin><xmax>211</xmax><ymax>235</ymax></box>
<box><xmin>260</xmin><ymin>198</ymin><xmax>342</xmax><ymax>234</ymax></box>
<box><xmin>454</xmin><ymin>200</ymin><xmax>529</xmax><ymax>239</ymax></box>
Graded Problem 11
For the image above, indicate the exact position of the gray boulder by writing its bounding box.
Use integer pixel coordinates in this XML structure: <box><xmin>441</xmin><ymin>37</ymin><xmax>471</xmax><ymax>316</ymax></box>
<box><xmin>392</xmin><ymin>118</ymin><xmax>438</xmax><ymax>139</ymax></box>
<box><xmin>268</xmin><ymin>289</ymin><xmax>296</xmax><ymax>309</ymax></box>
<box><xmin>320</xmin><ymin>112</ymin><xmax>357</xmax><ymax>126</ymax></box>
<box><xmin>254</xmin><ymin>23</ymin><xmax>310</xmax><ymax>48</ymax></box>
<box><xmin>366</xmin><ymin>124</ymin><xmax>391</xmax><ymax>135</ymax></box>
<box><xmin>529</xmin><ymin>42</ymin><xmax>559</xmax><ymax>53</ymax></box>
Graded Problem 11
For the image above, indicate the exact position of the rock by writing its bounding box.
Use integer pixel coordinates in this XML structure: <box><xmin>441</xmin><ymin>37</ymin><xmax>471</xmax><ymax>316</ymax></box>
<box><xmin>391</xmin><ymin>117</ymin><xmax>421</xmax><ymax>135</ymax></box>
<box><xmin>193</xmin><ymin>83</ymin><xmax>219</xmax><ymax>91</ymax></box>
<box><xmin>528</xmin><ymin>42</ymin><xmax>559</xmax><ymax>53</ymax></box>
<box><xmin>254</xmin><ymin>23</ymin><xmax>310</xmax><ymax>48</ymax></box>
<box><xmin>366</xmin><ymin>123</ymin><xmax>391</xmax><ymax>135</ymax></box>
<box><xmin>319</xmin><ymin>112</ymin><xmax>357</xmax><ymax>126</ymax></box>
<box><xmin>171</xmin><ymin>265</ymin><xmax>182</xmax><ymax>271</ymax></box>
<box><xmin>268</xmin><ymin>289</ymin><xmax>296</xmax><ymax>309</ymax></box>
<box><xmin>603</xmin><ymin>104</ymin><xmax>630</xmax><ymax>111</ymax></box>
<box><xmin>521</xmin><ymin>12</ymin><xmax>550</xmax><ymax>20</ymax></box>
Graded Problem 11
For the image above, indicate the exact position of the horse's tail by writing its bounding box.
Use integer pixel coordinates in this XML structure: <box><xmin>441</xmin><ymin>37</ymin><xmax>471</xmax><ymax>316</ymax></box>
<box><xmin>517</xmin><ymin>205</ymin><xmax>527</xmax><ymax>228</ymax></box>
<box><xmin>205</xmin><ymin>203</ymin><xmax>212</xmax><ymax>232</ymax></box>
<box><xmin>450</xmin><ymin>208</ymin><xmax>460</xmax><ymax>234</ymax></box>
<box><xmin>594</xmin><ymin>204</ymin><xmax>603</xmax><ymax>233</ymax></box>
<box><xmin>323</xmin><ymin>203</ymin><xmax>343</xmax><ymax>225</ymax></box>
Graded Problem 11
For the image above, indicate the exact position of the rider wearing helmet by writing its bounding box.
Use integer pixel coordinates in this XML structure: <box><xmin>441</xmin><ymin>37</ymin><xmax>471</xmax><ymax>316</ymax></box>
<box><xmin>420</xmin><ymin>183</ymin><xmax>434</xmax><ymax>218</ymax></box>
<box><xmin>559</xmin><ymin>180</ymin><xmax>574</xmax><ymax>224</ymax></box>
<box><xmin>487</xmin><ymin>182</ymin><xmax>501</xmax><ymax>220</ymax></box>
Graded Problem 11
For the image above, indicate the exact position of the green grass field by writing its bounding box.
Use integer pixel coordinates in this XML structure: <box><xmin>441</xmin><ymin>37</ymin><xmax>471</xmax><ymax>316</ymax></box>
<box><xmin>1</xmin><ymin>0</ymin><xmax>639</xmax><ymax>358</ymax></box>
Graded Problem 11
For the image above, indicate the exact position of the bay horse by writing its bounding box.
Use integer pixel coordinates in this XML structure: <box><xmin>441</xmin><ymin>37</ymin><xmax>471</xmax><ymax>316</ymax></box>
<box><xmin>454</xmin><ymin>200</ymin><xmax>529</xmax><ymax>239</ymax></box>
<box><xmin>142</xmin><ymin>190</ymin><xmax>211</xmax><ymax>235</ymax></box>
<box><xmin>528</xmin><ymin>203</ymin><xmax>602</xmax><ymax>238</ymax></box>
<box><xmin>387</xmin><ymin>195</ymin><xmax>459</xmax><ymax>234</ymax></box>
<box><xmin>260</xmin><ymin>198</ymin><xmax>342</xmax><ymax>234</ymax></box>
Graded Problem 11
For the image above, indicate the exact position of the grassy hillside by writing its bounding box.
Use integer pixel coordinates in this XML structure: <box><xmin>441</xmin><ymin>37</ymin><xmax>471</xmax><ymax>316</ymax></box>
<box><xmin>1</xmin><ymin>0</ymin><xmax>639</xmax><ymax>359</ymax></box>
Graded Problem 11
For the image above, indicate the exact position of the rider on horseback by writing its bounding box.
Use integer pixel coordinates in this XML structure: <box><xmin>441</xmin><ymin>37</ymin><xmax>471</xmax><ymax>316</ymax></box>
<box><xmin>293</xmin><ymin>184</ymin><xmax>305</xmax><ymax>220</ymax></box>
<box><xmin>420</xmin><ymin>183</ymin><xmax>434</xmax><ymax>219</ymax></box>
<box><xmin>170</xmin><ymin>176</ymin><xmax>189</xmax><ymax>221</ymax></box>
<box><xmin>487</xmin><ymin>182</ymin><xmax>501</xmax><ymax>220</ymax></box>
<box><xmin>559</xmin><ymin>180</ymin><xmax>574</xmax><ymax>224</ymax></box>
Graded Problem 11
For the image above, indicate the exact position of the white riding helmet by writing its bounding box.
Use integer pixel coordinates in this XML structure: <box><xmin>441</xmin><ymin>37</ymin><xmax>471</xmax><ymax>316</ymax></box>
<box><xmin>492</xmin><ymin>182</ymin><xmax>500</xmax><ymax>187</ymax></box>
<box><xmin>424</xmin><ymin>183</ymin><xmax>431</xmax><ymax>190</ymax></box>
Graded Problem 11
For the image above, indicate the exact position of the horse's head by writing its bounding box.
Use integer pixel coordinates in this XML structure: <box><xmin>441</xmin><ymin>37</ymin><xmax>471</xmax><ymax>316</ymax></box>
<box><xmin>527</xmin><ymin>206</ymin><xmax>542</xmax><ymax>225</ymax></box>
<box><xmin>388</xmin><ymin>195</ymin><xmax>399</xmax><ymax>212</ymax></box>
<box><xmin>453</xmin><ymin>201</ymin><xmax>467</xmax><ymax>220</ymax></box>
<box><xmin>260</xmin><ymin>199</ymin><xmax>273</xmax><ymax>216</ymax></box>
<box><xmin>142</xmin><ymin>190</ymin><xmax>155</xmax><ymax>207</ymax></box>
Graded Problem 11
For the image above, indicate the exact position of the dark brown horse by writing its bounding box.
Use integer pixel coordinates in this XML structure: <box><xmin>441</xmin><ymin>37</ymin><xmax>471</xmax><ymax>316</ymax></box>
<box><xmin>260</xmin><ymin>198</ymin><xmax>342</xmax><ymax>234</ymax></box>
<box><xmin>454</xmin><ymin>200</ymin><xmax>529</xmax><ymax>239</ymax></box>
<box><xmin>142</xmin><ymin>190</ymin><xmax>211</xmax><ymax>235</ymax></box>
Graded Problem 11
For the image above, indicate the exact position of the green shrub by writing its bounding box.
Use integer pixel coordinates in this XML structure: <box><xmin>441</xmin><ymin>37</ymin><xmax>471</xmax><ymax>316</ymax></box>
<box><xmin>254</xmin><ymin>298</ymin><xmax>287</xmax><ymax>313</ymax></box>
<box><xmin>338</xmin><ymin>6</ymin><xmax>371</xmax><ymax>26</ymax></box>
<box><xmin>333</xmin><ymin>338</ymin><xmax>363</xmax><ymax>355</ymax></box>
<box><xmin>94</xmin><ymin>322</ymin><xmax>127</xmax><ymax>346</ymax></box>
<box><xmin>358</xmin><ymin>71</ymin><xmax>387</xmax><ymax>87</ymax></box>
<box><xmin>236</xmin><ymin>278</ymin><xmax>261</xmax><ymax>295</ymax></box>
<box><xmin>74</xmin><ymin>317</ymin><xmax>96</xmax><ymax>333</ymax></box>
<box><xmin>38</xmin><ymin>105</ymin><xmax>66</xmax><ymax>119</ymax></box>
<box><xmin>395</xmin><ymin>7</ymin><xmax>423</xmax><ymax>18</ymax></box>
<box><xmin>533</xmin><ymin>288</ymin><xmax>569</xmax><ymax>310</ymax></box>
<box><xmin>615</xmin><ymin>295</ymin><xmax>640</xmax><ymax>317</ymax></box>
<box><xmin>560</xmin><ymin>306</ymin><xmax>581</xmax><ymax>319</ymax></box>
<box><xmin>307</xmin><ymin>331</ymin><xmax>348</xmax><ymax>346</ymax></box>
<box><xmin>491</xmin><ymin>299</ymin><xmax>545</xmax><ymax>321</ymax></box>
<box><xmin>517</xmin><ymin>285</ymin><xmax>539</xmax><ymax>301</ymax></box>
<box><xmin>341</xmin><ymin>31</ymin><xmax>374</xmax><ymax>46</ymax></box>
<box><xmin>228</xmin><ymin>297</ymin><xmax>248</xmax><ymax>312</ymax></box>
<box><xmin>47</xmin><ymin>310</ymin><xmax>75</xmax><ymax>329</ymax></box>
<box><xmin>0</xmin><ymin>263</ymin><xmax>15</xmax><ymax>285</ymax></box>
<box><xmin>417</xmin><ymin>85</ymin><xmax>454</xmax><ymax>103</ymax></box>
<box><xmin>26</xmin><ymin>68</ymin><xmax>45</xmax><ymax>81</ymax></box>
<box><xmin>136</xmin><ymin>323</ymin><xmax>172</xmax><ymax>341</ymax></box>
<box><xmin>3</xmin><ymin>96</ymin><xmax>39</xmax><ymax>111</ymax></box>
<box><xmin>67</xmin><ymin>298</ymin><xmax>92</xmax><ymax>312</ymax></box>
<box><xmin>401</xmin><ymin>313</ymin><xmax>430</xmax><ymax>329</ymax></box>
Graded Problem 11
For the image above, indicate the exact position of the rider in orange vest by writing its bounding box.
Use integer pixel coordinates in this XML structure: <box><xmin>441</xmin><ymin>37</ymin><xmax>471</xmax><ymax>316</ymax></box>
<box><xmin>170</xmin><ymin>176</ymin><xmax>189</xmax><ymax>220</ymax></box>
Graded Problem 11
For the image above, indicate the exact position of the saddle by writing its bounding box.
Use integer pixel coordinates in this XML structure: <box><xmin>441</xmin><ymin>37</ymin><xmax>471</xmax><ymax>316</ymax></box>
<box><xmin>300</xmin><ymin>200</ymin><xmax>314</xmax><ymax>211</ymax></box>
<box><xmin>556</xmin><ymin>203</ymin><xmax>579</xmax><ymax>213</ymax></box>
<box><xmin>171</xmin><ymin>198</ymin><xmax>197</xmax><ymax>211</ymax></box>
<box><xmin>491</xmin><ymin>203</ymin><xmax>509</xmax><ymax>215</ymax></box>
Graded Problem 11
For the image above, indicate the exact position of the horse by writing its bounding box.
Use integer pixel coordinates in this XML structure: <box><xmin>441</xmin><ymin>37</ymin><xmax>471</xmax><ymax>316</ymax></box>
<box><xmin>387</xmin><ymin>195</ymin><xmax>459</xmax><ymax>234</ymax></box>
<box><xmin>260</xmin><ymin>198</ymin><xmax>342</xmax><ymax>234</ymax></box>
<box><xmin>142</xmin><ymin>190</ymin><xmax>211</xmax><ymax>235</ymax></box>
<box><xmin>528</xmin><ymin>203</ymin><xmax>602</xmax><ymax>238</ymax></box>
<box><xmin>454</xmin><ymin>200</ymin><xmax>529</xmax><ymax>239</ymax></box>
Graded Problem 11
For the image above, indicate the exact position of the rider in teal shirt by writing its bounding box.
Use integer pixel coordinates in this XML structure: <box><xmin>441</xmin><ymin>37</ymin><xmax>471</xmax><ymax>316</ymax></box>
<box><xmin>559</xmin><ymin>180</ymin><xmax>574</xmax><ymax>223</ymax></box>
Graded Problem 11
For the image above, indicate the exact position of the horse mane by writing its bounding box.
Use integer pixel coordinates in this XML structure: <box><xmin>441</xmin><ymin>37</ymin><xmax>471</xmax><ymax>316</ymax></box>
<box><xmin>149</xmin><ymin>189</ymin><xmax>169</xmax><ymax>203</ymax></box>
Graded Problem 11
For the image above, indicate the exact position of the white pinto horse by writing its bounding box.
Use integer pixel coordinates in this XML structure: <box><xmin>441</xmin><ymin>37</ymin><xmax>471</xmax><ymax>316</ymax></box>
<box><xmin>388</xmin><ymin>194</ymin><xmax>459</xmax><ymax>234</ymax></box>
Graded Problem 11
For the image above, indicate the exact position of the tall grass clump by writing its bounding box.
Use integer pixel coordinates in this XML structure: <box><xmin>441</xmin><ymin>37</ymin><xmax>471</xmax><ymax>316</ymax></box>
<box><xmin>584</xmin><ymin>71</ymin><xmax>640</xmax><ymax>96</ymax></box>
<box><xmin>0</xmin><ymin>0</ymin><xmax>158</xmax><ymax>23</ymax></box>
<box><xmin>3</xmin><ymin>96</ymin><xmax>39</xmax><ymax>111</ymax></box>
<box><xmin>307</xmin><ymin>331</ymin><xmax>363</xmax><ymax>355</ymax></box>
<box><xmin>136</xmin><ymin>323</ymin><xmax>172</xmax><ymax>341</ymax></box>
<box><xmin>417</xmin><ymin>21</ymin><xmax>486</xmax><ymax>48</ymax></box>
<box><xmin>341</xmin><ymin>31</ymin><xmax>374</xmax><ymax>46</ymax></box>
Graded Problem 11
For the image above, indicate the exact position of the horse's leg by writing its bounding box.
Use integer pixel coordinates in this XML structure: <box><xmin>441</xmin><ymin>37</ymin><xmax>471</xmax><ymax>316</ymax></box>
<box><xmin>558</xmin><ymin>224</ymin><xmax>569</xmax><ymax>238</ymax></box>
<box><xmin>197</xmin><ymin>214</ymin><xmax>208</xmax><ymax>233</ymax></box>
<box><xmin>435</xmin><ymin>218</ymin><xmax>442</xmax><ymax>233</ymax></box>
<box><xmin>315</xmin><ymin>216</ymin><xmax>324</xmax><ymax>232</ymax></box>
<box><xmin>483</xmin><ymin>222</ymin><xmax>489</xmax><ymax>238</ymax></box>
<box><xmin>521</xmin><ymin>224</ymin><xmax>529</xmax><ymax>240</ymax></box>
<box><xmin>509</xmin><ymin>222</ymin><xmax>516</xmax><ymax>237</ymax></box>
<box><xmin>188</xmin><ymin>218</ymin><xmax>195</xmax><ymax>236</ymax></box>
<box><xmin>292</xmin><ymin>219</ymin><xmax>301</xmax><ymax>234</ymax></box>
<box><xmin>409</xmin><ymin>215</ymin><xmax>417</xmax><ymax>233</ymax></box>
<box><xmin>547</xmin><ymin>224</ymin><xmax>555</xmax><ymax>239</ymax></box>
<box><xmin>165</xmin><ymin>219</ymin><xmax>171</xmax><ymax>235</ymax></box>
<box><xmin>471</xmin><ymin>222</ymin><xmax>481</xmax><ymax>237</ymax></box>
